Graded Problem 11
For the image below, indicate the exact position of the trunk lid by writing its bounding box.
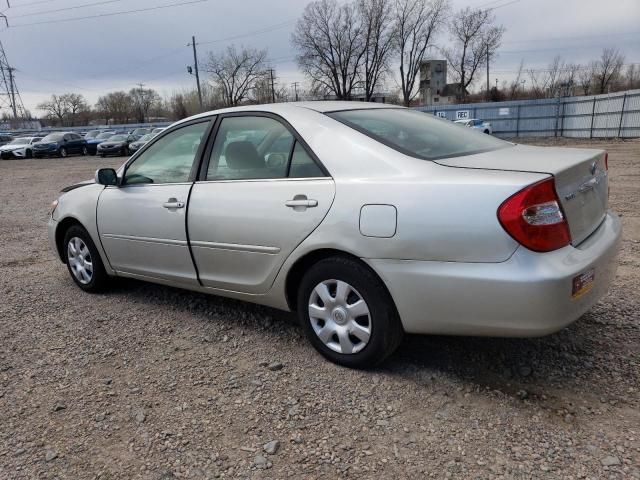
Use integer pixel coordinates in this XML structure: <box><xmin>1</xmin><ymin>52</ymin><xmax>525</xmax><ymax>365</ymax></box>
<box><xmin>436</xmin><ymin>144</ymin><xmax>609</xmax><ymax>246</ymax></box>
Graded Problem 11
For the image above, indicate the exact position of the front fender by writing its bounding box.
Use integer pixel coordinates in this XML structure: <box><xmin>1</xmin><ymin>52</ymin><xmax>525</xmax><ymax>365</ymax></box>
<box><xmin>52</xmin><ymin>184</ymin><xmax>115</xmax><ymax>275</ymax></box>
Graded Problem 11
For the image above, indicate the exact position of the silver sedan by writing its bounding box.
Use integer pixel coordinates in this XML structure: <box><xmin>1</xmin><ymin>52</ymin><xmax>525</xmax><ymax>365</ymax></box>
<box><xmin>48</xmin><ymin>102</ymin><xmax>621</xmax><ymax>368</ymax></box>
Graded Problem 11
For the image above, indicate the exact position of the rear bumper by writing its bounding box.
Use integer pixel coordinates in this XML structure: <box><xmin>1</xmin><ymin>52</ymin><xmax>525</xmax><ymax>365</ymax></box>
<box><xmin>368</xmin><ymin>212</ymin><xmax>622</xmax><ymax>336</ymax></box>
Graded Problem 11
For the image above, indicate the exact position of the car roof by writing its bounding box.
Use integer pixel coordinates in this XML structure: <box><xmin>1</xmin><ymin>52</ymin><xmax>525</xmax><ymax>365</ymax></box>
<box><xmin>172</xmin><ymin>101</ymin><xmax>403</xmax><ymax>128</ymax></box>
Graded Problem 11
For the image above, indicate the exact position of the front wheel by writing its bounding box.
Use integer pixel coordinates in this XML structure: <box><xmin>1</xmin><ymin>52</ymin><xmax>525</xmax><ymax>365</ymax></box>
<box><xmin>25</xmin><ymin>149</ymin><xmax>32</xmax><ymax>159</ymax></box>
<box><xmin>63</xmin><ymin>225</ymin><xmax>109</xmax><ymax>292</ymax></box>
<box><xmin>297</xmin><ymin>256</ymin><xmax>403</xmax><ymax>369</ymax></box>
<box><xmin>59</xmin><ymin>147</ymin><xmax>67</xmax><ymax>158</ymax></box>
<box><xmin>82</xmin><ymin>146</ymin><xmax>88</xmax><ymax>156</ymax></box>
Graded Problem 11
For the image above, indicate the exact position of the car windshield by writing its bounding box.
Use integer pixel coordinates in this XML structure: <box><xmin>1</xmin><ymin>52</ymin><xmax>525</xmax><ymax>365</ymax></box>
<box><xmin>96</xmin><ymin>132</ymin><xmax>115</xmax><ymax>140</ymax></box>
<box><xmin>329</xmin><ymin>109</ymin><xmax>510</xmax><ymax>160</ymax></box>
<box><xmin>138</xmin><ymin>134</ymin><xmax>153</xmax><ymax>142</ymax></box>
<box><xmin>85</xmin><ymin>131</ymin><xmax>100</xmax><ymax>139</ymax></box>
<box><xmin>41</xmin><ymin>133</ymin><xmax>64</xmax><ymax>142</ymax></box>
<box><xmin>8</xmin><ymin>137</ymin><xmax>31</xmax><ymax>145</ymax></box>
<box><xmin>108</xmin><ymin>135</ymin><xmax>127</xmax><ymax>141</ymax></box>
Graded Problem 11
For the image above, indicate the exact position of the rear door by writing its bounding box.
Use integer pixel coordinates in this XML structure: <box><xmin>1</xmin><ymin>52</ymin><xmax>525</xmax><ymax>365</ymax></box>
<box><xmin>97</xmin><ymin>119</ymin><xmax>211</xmax><ymax>285</ymax></box>
<box><xmin>188</xmin><ymin>114</ymin><xmax>335</xmax><ymax>294</ymax></box>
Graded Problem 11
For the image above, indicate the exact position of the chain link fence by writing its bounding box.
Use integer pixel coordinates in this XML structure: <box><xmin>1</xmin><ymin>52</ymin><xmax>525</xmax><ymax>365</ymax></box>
<box><xmin>415</xmin><ymin>89</ymin><xmax>640</xmax><ymax>139</ymax></box>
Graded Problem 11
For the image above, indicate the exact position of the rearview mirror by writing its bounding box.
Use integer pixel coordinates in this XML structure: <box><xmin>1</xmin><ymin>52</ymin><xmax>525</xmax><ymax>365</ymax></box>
<box><xmin>95</xmin><ymin>168</ymin><xmax>118</xmax><ymax>186</ymax></box>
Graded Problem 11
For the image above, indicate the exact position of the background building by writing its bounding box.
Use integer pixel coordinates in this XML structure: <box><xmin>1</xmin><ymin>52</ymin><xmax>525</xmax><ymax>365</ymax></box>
<box><xmin>420</xmin><ymin>60</ymin><xmax>467</xmax><ymax>105</ymax></box>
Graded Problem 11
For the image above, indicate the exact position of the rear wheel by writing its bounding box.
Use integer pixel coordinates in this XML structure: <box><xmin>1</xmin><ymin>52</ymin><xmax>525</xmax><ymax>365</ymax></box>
<box><xmin>59</xmin><ymin>147</ymin><xmax>67</xmax><ymax>158</ymax></box>
<box><xmin>297</xmin><ymin>256</ymin><xmax>403</xmax><ymax>369</ymax></box>
<box><xmin>81</xmin><ymin>146</ymin><xmax>88</xmax><ymax>156</ymax></box>
<box><xmin>63</xmin><ymin>225</ymin><xmax>109</xmax><ymax>292</ymax></box>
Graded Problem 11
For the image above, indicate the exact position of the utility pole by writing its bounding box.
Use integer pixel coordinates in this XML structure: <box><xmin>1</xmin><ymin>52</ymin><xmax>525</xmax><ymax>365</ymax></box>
<box><xmin>0</xmin><ymin>40</ymin><xmax>26</xmax><ymax>123</ymax></box>
<box><xmin>267</xmin><ymin>68</ymin><xmax>276</xmax><ymax>103</ymax></box>
<box><xmin>486</xmin><ymin>46</ymin><xmax>490</xmax><ymax>101</ymax></box>
<box><xmin>136</xmin><ymin>82</ymin><xmax>146</xmax><ymax>123</ymax></box>
<box><xmin>292</xmin><ymin>82</ymin><xmax>299</xmax><ymax>102</ymax></box>
<box><xmin>8</xmin><ymin>66</ymin><xmax>16</xmax><ymax>118</ymax></box>
<box><xmin>188</xmin><ymin>36</ymin><xmax>203</xmax><ymax>111</ymax></box>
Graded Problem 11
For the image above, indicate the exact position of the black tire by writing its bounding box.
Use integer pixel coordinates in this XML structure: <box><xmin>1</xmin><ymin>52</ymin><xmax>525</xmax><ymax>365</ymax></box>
<box><xmin>62</xmin><ymin>225</ymin><xmax>109</xmax><ymax>293</ymax></box>
<box><xmin>59</xmin><ymin>147</ymin><xmax>67</xmax><ymax>158</ymax></box>
<box><xmin>82</xmin><ymin>146</ymin><xmax>88</xmax><ymax>156</ymax></box>
<box><xmin>25</xmin><ymin>149</ymin><xmax>32</xmax><ymax>159</ymax></box>
<box><xmin>297</xmin><ymin>256</ymin><xmax>403</xmax><ymax>369</ymax></box>
<box><xmin>484</xmin><ymin>129</ymin><xmax>490</xmax><ymax>134</ymax></box>
<box><xmin>121</xmin><ymin>146</ymin><xmax>127</xmax><ymax>156</ymax></box>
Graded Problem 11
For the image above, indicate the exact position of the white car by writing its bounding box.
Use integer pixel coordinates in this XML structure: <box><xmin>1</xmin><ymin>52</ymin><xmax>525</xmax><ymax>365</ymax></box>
<box><xmin>0</xmin><ymin>136</ymin><xmax>43</xmax><ymax>159</ymax></box>
<box><xmin>48</xmin><ymin>102</ymin><xmax>621</xmax><ymax>368</ymax></box>
<box><xmin>455</xmin><ymin>118</ymin><xmax>493</xmax><ymax>134</ymax></box>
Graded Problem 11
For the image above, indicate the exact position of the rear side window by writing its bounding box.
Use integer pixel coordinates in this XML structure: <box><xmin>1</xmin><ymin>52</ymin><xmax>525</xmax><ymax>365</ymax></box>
<box><xmin>206</xmin><ymin>116</ymin><xmax>326</xmax><ymax>181</ymax></box>
<box><xmin>329</xmin><ymin>109</ymin><xmax>509</xmax><ymax>160</ymax></box>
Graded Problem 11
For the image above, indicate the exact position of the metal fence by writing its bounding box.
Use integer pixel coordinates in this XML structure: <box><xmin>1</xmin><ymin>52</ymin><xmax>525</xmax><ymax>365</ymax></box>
<box><xmin>414</xmin><ymin>89</ymin><xmax>640</xmax><ymax>139</ymax></box>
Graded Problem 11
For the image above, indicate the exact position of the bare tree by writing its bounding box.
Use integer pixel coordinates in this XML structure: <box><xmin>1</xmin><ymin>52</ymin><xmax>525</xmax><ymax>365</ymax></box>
<box><xmin>96</xmin><ymin>91</ymin><xmax>132</xmax><ymax>124</ymax></box>
<box><xmin>37</xmin><ymin>94</ymin><xmax>69</xmax><ymax>126</ymax></box>
<box><xmin>61</xmin><ymin>93</ymin><xmax>87</xmax><ymax>126</ymax></box>
<box><xmin>358</xmin><ymin>0</ymin><xmax>395</xmax><ymax>101</ymax></box>
<box><xmin>129</xmin><ymin>87</ymin><xmax>161</xmax><ymax>123</ymax></box>
<box><xmin>578</xmin><ymin>64</ymin><xmax>595</xmax><ymax>96</ymax></box>
<box><xmin>507</xmin><ymin>59</ymin><xmax>524</xmax><ymax>100</ymax></box>
<box><xmin>206</xmin><ymin>45</ymin><xmax>267</xmax><ymax>107</ymax></box>
<box><xmin>625</xmin><ymin>64</ymin><xmax>640</xmax><ymax>90</ymax></box>
<box><xmin>593</xmin><ymin>48</ymin><xmax>625</xmax><ymax>94</ymax></box>
<box><xmin>444</xmin><ymin>6</ymin><xmax>504</xmax><ymax>101</ymax></box>
<box><xmin>292</xmin><ymin>0</ymin><xmax>365</xmax><ymax>100</ymax></box>
<box><xmin>393</xmin><ymin>0</ymin><xmax>448</xmax><ymax>106</ymax></box>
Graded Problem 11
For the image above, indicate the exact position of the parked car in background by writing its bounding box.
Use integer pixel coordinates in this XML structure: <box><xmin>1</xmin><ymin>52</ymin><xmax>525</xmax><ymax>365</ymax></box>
<box><xmin>96</xmin><ymin>134</ymin><xmax>136</xmax><ymax>157</ymax></box>
<box><xmin>0</xmin><ymin>136</ymin><xmax>43</xmax><ymax>159</ymax></box>
<box><xmin>130</xmin><ymin>128</ymin><xmax>151</xmax><ymax>138</ymax></box>
<box><xmin>86</xmin><ymin>131</ymin><xmax>117</xmax><ymax>155</ymax></box>
<box><xmin>33</xmin><ymin>132</ymin><xmax>88</xmax><ymax>158</ymax></box>
<box><xmin>454</xmin><ymin>118</ymin><xmax>493</xmax><ymax>134</ymax></box>
<box><xmin>151</xmin><ymin>127</ymin><xmax>166</xmax><ymax>135</ymax></box>
<box><xmin>0</xmin><ymin>133</ymin><xmax>14</xmax><ymax>146</ymax></box>
<box><xmin>84</xmin><ymin>130</ymin><xmax>105</xmax><ymax>140</ymax></box>
<box><xmin>48</xmin><ymin>102</ymin><xmax>620</xmax><ymax>368</ymax></box>
<box><xmin>127</xmin><ymin>133</ymin><xmax>153</xmax><ymax>154</ymax></box>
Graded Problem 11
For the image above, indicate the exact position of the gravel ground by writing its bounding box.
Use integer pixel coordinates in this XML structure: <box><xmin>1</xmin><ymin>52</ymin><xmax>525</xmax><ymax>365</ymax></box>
<box><xmin>0</xmin><ymin>140</ymin><xmax>638</xmax><ymax>479</ymax></box>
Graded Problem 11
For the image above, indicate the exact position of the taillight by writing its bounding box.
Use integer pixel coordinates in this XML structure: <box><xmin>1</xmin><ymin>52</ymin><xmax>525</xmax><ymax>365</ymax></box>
<box><xmin>604</xmin><ymin>152</ymin><xmax>608</xmax><ymax>170</ymax></box>
<box><xmin>498</xmin><ymin>177</ymin><xmax>571</xmax><ymax>252</ymax></box>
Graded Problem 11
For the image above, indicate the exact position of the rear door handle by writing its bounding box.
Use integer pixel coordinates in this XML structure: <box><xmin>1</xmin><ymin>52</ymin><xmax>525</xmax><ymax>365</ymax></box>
<box><xmin>163</xmin><ymin>198</ymin><xmax>185</xmax><ymax>209</ymax></box>
<box><xmin>286</xmin><ymin>198</ymin><xmax>318</xmax><ymax>208</ymax></box>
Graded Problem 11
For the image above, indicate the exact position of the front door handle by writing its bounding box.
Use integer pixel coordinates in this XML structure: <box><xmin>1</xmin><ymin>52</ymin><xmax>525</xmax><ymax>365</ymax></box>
<box><xmin>163</xmin><ymin>198</ymin><xmax>185</xmax><ymax>209</ymax></box>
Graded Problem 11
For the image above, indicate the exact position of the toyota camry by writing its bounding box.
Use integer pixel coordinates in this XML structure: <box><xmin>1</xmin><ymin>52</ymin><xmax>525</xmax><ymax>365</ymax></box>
<box><xmin>48</xmin><ymin>102</ymin><xmax>621</xmax><ymax>368</ymax></box>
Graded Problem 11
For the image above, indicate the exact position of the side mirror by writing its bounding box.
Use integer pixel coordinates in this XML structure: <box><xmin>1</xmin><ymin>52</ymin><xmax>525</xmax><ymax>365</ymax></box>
<box><xmin>95</xmin><ymin>168</ymin><xmax>118</xmax><ymax>186</ymax></box>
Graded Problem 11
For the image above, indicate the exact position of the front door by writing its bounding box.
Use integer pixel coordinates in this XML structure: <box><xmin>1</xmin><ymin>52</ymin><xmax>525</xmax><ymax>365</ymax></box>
<box><xmin>97</xmin><ymin>120</ymin><xmax>211</xmax><ymax>285</ymax></box>
<box><xmin>188</xmin><ymin>114</ymin><xmax>335</xmax><ymax>294</ymax></box>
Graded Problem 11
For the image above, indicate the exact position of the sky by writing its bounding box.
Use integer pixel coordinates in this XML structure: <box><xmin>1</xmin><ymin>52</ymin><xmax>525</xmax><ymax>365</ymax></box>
<box><xmin>1</xmin><ymin>0</ymin><xmax>638</xmax><ymax>114</ymax></box>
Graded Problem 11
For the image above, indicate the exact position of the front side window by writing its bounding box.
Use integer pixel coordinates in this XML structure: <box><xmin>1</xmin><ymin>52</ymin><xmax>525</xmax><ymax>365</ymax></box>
<box><xmin>329</xmin><ymin>109</ymin><xmax>509</xmax><ymax>160</ymax></box>
<box><xmin>124</xmin><ymin>121</ymin><xmax>209</xmax><ymax>185</ymax></box>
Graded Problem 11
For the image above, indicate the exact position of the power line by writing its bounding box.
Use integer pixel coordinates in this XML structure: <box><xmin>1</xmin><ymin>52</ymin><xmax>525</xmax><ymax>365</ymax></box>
<box><xmin>9</xmin><ymin>0</ymin><xmax>129</xmax><ymax>19</ymax></box>
<box><xmin>198</xmin><ymin>19</ymin><xmax>296</xmax><ymax>46</ymax></box>
<box><xmin>502</xmin><ymin>30</ymin><xmax>640</xmax><ymax>45</ymax></box>
<box><xmin>4</xmin><ymin>0</ymin><xmax>58</xmax><ymax>9</ymax></box>
<box><xmin>10</xmin><ymin>0</ymin><xmax>210</xmax><ymax>27</ymax></box>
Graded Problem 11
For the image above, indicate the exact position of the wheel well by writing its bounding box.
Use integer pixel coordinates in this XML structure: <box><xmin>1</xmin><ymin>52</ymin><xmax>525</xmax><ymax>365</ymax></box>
<box><xmin>284</xmin><ymin>248</ymin><xmax>395</xmax><ymax>313</ymax></box>
<box><xmin>55</xmin><ymin>217</ymin><xmax>83</xmax><ymax>262</ymax></box>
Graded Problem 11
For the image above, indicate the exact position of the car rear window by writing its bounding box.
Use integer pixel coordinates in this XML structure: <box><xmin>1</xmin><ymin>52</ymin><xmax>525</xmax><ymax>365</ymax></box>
<box><xmin>328</xmin><ymin>108</ymin><xmax>510</xmax><ymax>160</ymax></box>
